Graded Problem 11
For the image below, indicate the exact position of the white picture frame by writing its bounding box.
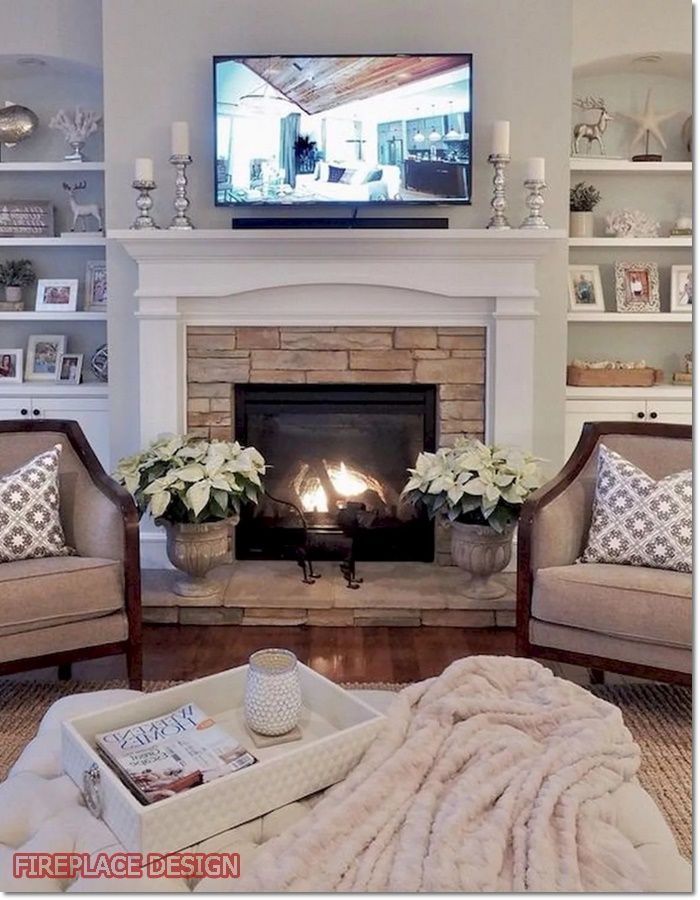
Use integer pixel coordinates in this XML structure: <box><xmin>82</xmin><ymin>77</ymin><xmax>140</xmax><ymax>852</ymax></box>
<box><xmin>25</xmin><ymin>335</ymin><xmax>67</xmax><ymax>381</ymax></box>
<box><xmin>85</xmin><ymin>260</ymin><xmax>107</xmax><ymax>311</ymax></box>
<box><xmin>35</xmin><ymin>278</ymin><xmax>79</xmax><ymax>313</ymax></box>
<box><xmin>614</xmin><ymin>262</ymin><xmax>661</xmax><ymax>312</ymax></box>
<box><xmin>568</xmin><ymin>264</ymin><xmax>605</xmax><ymax>312</ymax></box>
<box><xmin>56</xmin><ymin>352</ymin><xmax>83</xmax><ymax>385</ymax></box>
<box><xmin>0</xmin><ymin>348</ymin><xmax>24</xmax><ymax>383</ymax></box>
<box><xmin>670</xmin><ymin>265</ymin><xmax>692</xmax><ymax>312</ymax></box>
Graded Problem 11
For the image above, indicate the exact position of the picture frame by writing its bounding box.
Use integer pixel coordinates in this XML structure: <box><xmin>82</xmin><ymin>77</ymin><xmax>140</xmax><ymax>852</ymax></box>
<box><xmin>35</xmin><ymin>278</ymin><xmax>79</xmax><ymax>313</ymax></box>
<box><xmin>0</xmin><ymin>349</ymin><xmax>24</xmax><ymax>384</ymax></box>
<box><xmin>25</xmin><ymin>335</ymin><xmax>67</xmax><ymax>381</ymax></box>
<box><xmin>56</xmin><ymin>352</ymin><xmax>83</xmax><ymax>385</ymax></box>
<box><xmin>85</xmin><ymin>260</ymin><xmax>107</xmax><ymax>310</ymax></box>
<box><xmin>614</xmin><ymin>262</ymin><xmax>660</xmax><ymax>313</ymax></box>
<box><xmin>0</xmin><ymin>200</ymin><xmax>54</xmax><ymax>238</ymax></box>
<box><xmin>568</xmin><ymin>265</ymin><xmax>605</xmax><ymax>312</ymax></box>
<box><xmin>670</xmin><ymin>265</ymin><xmax>692</xmax><ymax>312</ymax></box>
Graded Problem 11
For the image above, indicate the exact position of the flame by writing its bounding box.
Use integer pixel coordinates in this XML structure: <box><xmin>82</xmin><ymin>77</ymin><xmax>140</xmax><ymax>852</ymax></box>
<box><xmin>299</xmin><ymin>478</ymin><xmax>329</xmax><ymax>513</ymax></box>
<box><xmin>297</xmin><ymin>461</ymin><xmax>378</xmax><ymax>512</ymax></box>
<box><xmin>328</xmin><ymin>461</ymin><xmax>369</xmax><ymax>498</ymax></box>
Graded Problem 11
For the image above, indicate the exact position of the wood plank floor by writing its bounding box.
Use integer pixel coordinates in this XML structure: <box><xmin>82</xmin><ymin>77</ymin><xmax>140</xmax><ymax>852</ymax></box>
<box><xmin>65</xmin><ymin>625</ymin><xmax>516</xmax><ymax>684</ymax></box>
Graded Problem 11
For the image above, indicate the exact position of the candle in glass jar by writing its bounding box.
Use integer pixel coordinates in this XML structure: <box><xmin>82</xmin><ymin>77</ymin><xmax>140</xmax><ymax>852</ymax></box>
<box><xmin>171</xmin><ymin>121</ymin><xmax>190</xmax><ymax>156</ymax></box>
<box><xmin>134</xmin><ymin>157</ymin><xmax>154</xmax><ymax>182</ymax></box>
<box><xmin>491</xmin><ymin>121</ymin><xmax>510</xmax><ymax>156</ymax></box>
<box><xmin>526</xmin><ymin>157</ymin><xmax>546</xmax><ymax>182</ymax></box>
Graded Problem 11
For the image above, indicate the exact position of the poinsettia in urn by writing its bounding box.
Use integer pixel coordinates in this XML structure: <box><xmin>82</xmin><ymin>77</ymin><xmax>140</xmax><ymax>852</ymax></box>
<box><xmin>116</xmin><ymin>435</ymin><xmax>266</xmax><ymax>598</ymax></box>
<box><xmin>402</xmin><ymin>438</ymin><xmax>545</xmax><ymax>599</ymax></box>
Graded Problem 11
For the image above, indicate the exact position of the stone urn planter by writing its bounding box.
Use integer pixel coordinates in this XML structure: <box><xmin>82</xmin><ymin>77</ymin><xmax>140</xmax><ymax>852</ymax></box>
<box><xmin>162</xmin><ymin>515</ymin><xmax>238</xmax><ymax>599</ymax></box>
<box><xmin>569</xmin><ymin>211</ymin><xmax>594</xmax><ymax>237</ymax></box>
<box><xmin>450</xmin><ymin>520</ymin><xmax>514</xmax><ymax>600</ymax></box>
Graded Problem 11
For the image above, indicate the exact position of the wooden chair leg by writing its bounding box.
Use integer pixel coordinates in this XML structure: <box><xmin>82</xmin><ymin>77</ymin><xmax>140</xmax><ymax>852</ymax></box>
<box><xmin>589</xmin><ymin>668</ymin><xmax>605</xmax><ymax>685</ymax></box>
<box><xmin>126</xmin><ymin>643</ymin><xmax>143</xmax><ymax>691</ymax></box>
<box><xmin>57</xmin><ymin>663</ymin><xmax>72</xmax><ymax>681</ymax></box>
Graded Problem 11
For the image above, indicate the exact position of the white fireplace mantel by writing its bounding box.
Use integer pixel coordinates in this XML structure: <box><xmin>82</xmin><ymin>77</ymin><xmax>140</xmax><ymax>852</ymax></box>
<box><xmin>111</xmin><ymin>228</ymin><xmax>564</xmax><ymax>454</ymax></box>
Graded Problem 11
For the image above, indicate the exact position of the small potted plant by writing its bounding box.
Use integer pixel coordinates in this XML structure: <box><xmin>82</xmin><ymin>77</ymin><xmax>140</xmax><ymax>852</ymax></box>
<box><xmin>569</xmin><ymin>181</ymin><xmax>601</xmax><ymax>237</ymax></box>
<box><xmin>116</xmin><ymin>434</ymin><xmax>266</xmax><ymax>598</ymax></box>
<box><xmin>402</xmin><ymin>437</ymin><xmax>544</xmax><ymax>600</ymax></box>
<box><xmin>0</xmin><ymin>258</ymin><xmax>35</xmax><ymax>310</ymax></box>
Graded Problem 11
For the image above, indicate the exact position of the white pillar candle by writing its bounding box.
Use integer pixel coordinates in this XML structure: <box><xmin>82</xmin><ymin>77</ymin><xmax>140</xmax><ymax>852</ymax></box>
<box><xmin>491</xmin><ymin>121</ymin><xmax>510</xmax><ymax>156</ymax></box>
<box><xmin>171</xmin><ymin>121</ymin><xmax>190</xmax><ymax>156</ymax></box>
<box><xmin>526</xmin><ymin>156</ymin><xmax>546</xmax><ymax>181</ymax></box>
<box><xmin>134</xmin><ymin>157</ymin><xmax>154</xmax><ymax>182</ymax></box>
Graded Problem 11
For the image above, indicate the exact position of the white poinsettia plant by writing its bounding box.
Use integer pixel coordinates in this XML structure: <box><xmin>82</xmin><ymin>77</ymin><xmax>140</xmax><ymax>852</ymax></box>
<box><xmin>115</xmin><ymin>435</ymin><xmax>266</xmax><ymax>524</ymax></box>
<box><xmin>402</xmin><ymin>437</ymin><xmax>545</xmax><ymax>533</ymax></box>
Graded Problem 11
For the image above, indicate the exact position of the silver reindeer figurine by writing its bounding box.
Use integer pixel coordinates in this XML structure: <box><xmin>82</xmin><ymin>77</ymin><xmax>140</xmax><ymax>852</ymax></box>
<box><xmin>62</xmin><ymin>180</ymin><xmax>103</xmax><ymax>232</ymax></box>
<box><xmin>571</xmin><ymin>97</ymin><xmax>614</xmax><ymax>156</ymax></box>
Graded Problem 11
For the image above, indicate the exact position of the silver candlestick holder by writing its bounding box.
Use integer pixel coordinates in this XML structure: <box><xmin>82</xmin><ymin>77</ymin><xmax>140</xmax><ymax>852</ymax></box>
<box><xmin>520</xmin><ymin>180</ymin><xmax>549</xmax><ymax>230</ymax></box>
<box><xmin>130</xmin><ymin>179</ymin><xmax>158</xmax><ymax>230</ymax></box>
<box><xmin>168</xmin><ymin>153</ymin><xmax>194</xmax><ymax>230</ymax></box>
<box><xmin>486</xmin><ymin>154</ymin><xmax>511</xmax><ymax>229</ymax></box>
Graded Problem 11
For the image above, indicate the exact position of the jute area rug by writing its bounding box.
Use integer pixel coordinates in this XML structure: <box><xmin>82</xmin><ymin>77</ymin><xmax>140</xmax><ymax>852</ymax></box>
<box><xmin>0</xmin><ymin>678</ymin><xmax>691</xmax><ymax>859</ymax></box>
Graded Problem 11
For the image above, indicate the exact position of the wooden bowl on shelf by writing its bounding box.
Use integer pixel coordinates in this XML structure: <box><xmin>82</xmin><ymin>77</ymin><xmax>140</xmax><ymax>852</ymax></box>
<box><xmin>566</xmin><ymin>365</ymin><xmax>662</xmax><ymax>388</ymax></box>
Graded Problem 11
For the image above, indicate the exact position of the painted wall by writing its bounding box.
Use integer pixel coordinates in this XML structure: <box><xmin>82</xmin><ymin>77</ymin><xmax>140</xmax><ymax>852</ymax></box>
<box><xmin>102</xmin><ymin>0</ymin><xmax>572</xmax><ymax>473</ymax></box>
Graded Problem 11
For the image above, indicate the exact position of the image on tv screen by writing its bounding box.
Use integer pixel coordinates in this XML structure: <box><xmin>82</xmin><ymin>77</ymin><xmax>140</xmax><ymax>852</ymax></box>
<box><xmin>214</xmin><ymin>55</ymin><xmax>472</xmax><ymax>206</ymax></box>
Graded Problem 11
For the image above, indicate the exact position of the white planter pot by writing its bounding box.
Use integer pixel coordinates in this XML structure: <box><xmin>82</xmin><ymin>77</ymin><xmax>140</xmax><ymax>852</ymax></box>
<box><xmin>5</xmin><ymin>285</ymin><xmax>22</xmax><ymax>303</ymax></box>
<box><xmin>450</xmin><ymin>520</ymin><xmax>514</xmax><ymax>600</ymax></box>
<box><xmin>161</xmin><ymin>515</ymin><xmax>238</xmax><ymax>598</ymax></box>
<box><xmin>569</xmin><ymin>211</ymin><xmax>594</xmax><ymax>238</ymax></box>
<box><xmin>244</xmin><ymin>649</ymin><xmax>303</xmax><ymax>736</ymax></box>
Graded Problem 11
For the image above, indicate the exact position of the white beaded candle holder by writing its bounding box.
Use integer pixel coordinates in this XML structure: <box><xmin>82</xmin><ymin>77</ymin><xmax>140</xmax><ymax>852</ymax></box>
<box><xmin>244</xmin><ymin>649</ymin><xmax>303</xmax><ymax>736</ymax></box>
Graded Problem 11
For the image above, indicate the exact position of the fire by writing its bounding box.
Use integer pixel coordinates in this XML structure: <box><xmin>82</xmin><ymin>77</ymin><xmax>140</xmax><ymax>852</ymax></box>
<box><xmin>328</xmin><ymin>461</ymin><xmax>369</xmax><ymax>497</ymax></box>
<box><xmin>300</xmin><ymin>478</ymin><xmax>329</xmax><ymax>513</ymax></box>
<box><xmin>298</xmin><ymin>461</ymin><xmax>372</xmax><ymax>513</ymax></box>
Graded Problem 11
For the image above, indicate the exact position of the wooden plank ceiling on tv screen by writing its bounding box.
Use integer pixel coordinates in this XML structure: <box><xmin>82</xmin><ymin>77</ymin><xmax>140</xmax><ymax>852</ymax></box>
<box><xmin>241</xmin><ymin>56</ymin><xmax>468</xmax><ymax>115</ymax></box>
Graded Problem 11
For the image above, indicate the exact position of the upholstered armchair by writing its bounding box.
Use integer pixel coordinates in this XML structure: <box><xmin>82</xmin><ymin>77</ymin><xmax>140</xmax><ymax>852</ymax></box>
<box><xmin>517</xmin><ymin>422</ymin><xmax>691</xmax><ymax>685</ymax></box>
<box><xmin>0</xmin><ymin>420</ymin><xmax>141</xmax><ymax>687</ymax></box>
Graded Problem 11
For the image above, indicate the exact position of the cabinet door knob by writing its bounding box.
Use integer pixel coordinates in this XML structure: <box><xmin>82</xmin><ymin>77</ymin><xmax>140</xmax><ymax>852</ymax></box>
<box><xmin>637</xmin><ymin>411</ymin><xmax>645</xmax><ymax>419</ymax></box>
<box><xmin>649</xmin><ymin>411</ymin><xmax>658</xmax><ymax>420</ymax></box>
<box><xmin>20</xmin><ymin>408</ymin><xmax>28</xmax><ymax>416</ymax></box>
<box><xmin>32</xmin><ymin>408</ymin><xmax>41</xmax><ymax>417</ymax></box>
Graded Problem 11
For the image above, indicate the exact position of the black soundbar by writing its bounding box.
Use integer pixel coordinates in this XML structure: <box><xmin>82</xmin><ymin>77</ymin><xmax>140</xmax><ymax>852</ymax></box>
<box><xmin>231</xmin><ymin>216</ymin><xmax>449</xmax><ymax>230</ymax></box>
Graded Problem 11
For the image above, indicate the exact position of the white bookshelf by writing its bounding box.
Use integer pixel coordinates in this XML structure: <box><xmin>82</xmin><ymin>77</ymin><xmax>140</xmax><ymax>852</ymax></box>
<box><xmin>0</xmin><ymin>236</ymin><xmax>106</xmax><ymax>247</ymax></box>
<box><xmin>1</xmin><ymin>383</ymin><xmax>109</xmax><ymax>397</ymax></box>
<box><xmin>0</xmin><ymin>162</ymin><xmax>105</xmax><ymax>172</ymax></box>
<box><xmin>570</xmin><ymin>158</ymin><xmax>692</xmax><ymax>174</ymax></box>
<box><xmin>0</xmin><ymin>311</ymin><xmax>107</xmax><ymax>321</ymax></box>
<box><xmin>569</xmin><ymin>236</ymin><xmax>692</xmax><ymax>248</ymax></box>
<box><xmin>566</xmin><ymin>384</ymin><xmax>692</xmax><ymax>400</ymax></box>
<box><xmin>567</xmin><ymin>312</ymin><xmax>692</xmax><ymax>323</ymax></box>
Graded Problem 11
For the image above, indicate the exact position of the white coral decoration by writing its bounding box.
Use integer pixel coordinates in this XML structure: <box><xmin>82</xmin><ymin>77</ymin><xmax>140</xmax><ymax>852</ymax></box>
<box><xmin>49</xmin><ymin>108</ymin><xmax>102</xmax><ymax>143</ymax></box>
<box><xmin>605</xmin><ymin>208</ymin><xmax>659</xmax><ymax>238</ymax></box>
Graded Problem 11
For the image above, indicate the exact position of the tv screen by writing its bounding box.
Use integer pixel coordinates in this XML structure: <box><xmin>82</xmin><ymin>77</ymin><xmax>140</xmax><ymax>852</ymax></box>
<box><xmin>214</xmin><ymin>54</ymin><xmax>472</xmax><ymax>207</ymax></box>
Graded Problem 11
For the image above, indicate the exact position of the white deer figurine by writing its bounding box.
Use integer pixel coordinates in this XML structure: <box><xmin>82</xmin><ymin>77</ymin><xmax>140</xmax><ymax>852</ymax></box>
<box><xmin>62</xmin><ymin>181</ymin><xmax>103</xmax><ymax>232</ymax></box>
<box><xmin>572</xmin><ymin>97</ymin><xmax>614</xmax><ymax>156</ymax></box>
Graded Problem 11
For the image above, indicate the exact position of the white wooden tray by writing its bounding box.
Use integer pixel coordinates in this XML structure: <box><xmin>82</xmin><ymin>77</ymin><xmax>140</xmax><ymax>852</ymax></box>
<box><xmin>62</xmin><ymin>663</ymin><xmax>384</xmax><ymax>854</ymax></box>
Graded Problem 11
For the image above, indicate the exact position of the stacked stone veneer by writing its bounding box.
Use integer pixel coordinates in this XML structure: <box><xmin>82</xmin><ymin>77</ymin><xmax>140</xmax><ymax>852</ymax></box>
<box><xmin>186</xmin><ymin>325</ymin><xmax>486</xmax><ymax>565</ymax></box>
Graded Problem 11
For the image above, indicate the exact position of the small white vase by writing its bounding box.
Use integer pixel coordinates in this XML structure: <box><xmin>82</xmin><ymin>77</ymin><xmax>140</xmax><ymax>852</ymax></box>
<box><xmin>5</xmin><ymin>286</ymin><xmax>22</xmax><ymax>304</ymax></box>
<box><xmin>244</xmin><ymin>649</ymin><xmax>303</xmax><ymax>736</ymax></box>
<box><xmin>569</xmin><ymin>211</ymin><xmax>594</xmax><ymax>237</ymax></box>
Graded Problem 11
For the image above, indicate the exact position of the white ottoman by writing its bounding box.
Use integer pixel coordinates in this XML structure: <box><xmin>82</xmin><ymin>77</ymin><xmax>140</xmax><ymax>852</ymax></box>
<box><xmin>0</xmin><ymin>689</ymin><xmax>691</xmax><ymax>892</ymax></box>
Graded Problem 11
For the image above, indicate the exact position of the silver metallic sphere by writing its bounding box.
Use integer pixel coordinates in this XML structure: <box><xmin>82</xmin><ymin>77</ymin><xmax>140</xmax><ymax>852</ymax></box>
<box><xmin>0</xmin><ymin>104</ymin><xmax>39</xmax><ymax>146</ymax></box>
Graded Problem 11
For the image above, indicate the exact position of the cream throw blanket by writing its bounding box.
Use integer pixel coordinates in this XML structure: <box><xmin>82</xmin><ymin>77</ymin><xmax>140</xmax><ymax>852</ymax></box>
<box><xmin>236</xmin><ymin>657</ymin><xmax>650</xmax><ymax>892</ymax></box>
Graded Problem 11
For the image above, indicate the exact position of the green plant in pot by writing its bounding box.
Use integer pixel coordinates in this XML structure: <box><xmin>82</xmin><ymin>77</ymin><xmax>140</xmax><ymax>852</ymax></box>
<box><xmin>402</xmin><ymin>438</ymin><xmax>544</xmax><ymax>600</ymax></box>
<box><xmin>116</xmin><ymin>434</ymin><xmax>266</xmax><ymax>598</ymax></box>
<box><xmin>0</xmin><ymin>258</ymin><xmax>35</xmax><ymax>310</ymax></box>
<box><xmin>569</xmin><ymin>181</ymin><xmax>601</xmax><ymax>238</ymax></box>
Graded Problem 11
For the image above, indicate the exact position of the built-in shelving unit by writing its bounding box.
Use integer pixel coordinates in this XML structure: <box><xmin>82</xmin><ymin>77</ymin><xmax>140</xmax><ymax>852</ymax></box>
<box><xmin>570</xmin><ymin>158</ymin><xmax>692</xmax><ymax>174</ymax></box>
<box><xmin>0</xmin><ymin>236</ymin><xmax>106</xmax><ymax>247</ymax></box>
<box><xmin>567</xmin><ymin>311</ymin><xmax>692</xmax><ymax>323</ymax></box>
<box><xmin>0</xmin><ymin>383</ymin><xmax>109</xmax><ymax>397</ymax></box>
<box><xmin>569</xmin><ymin>236</ymin><xmax>692</xmax><ymax>248</ymax></box>
<box><xmin>566</xmin><ymin>384</ymin><xmax>692</xmax><ymax>400</ymax></box>
<box><xmin>0</xmin><ymin>311</ymin><xmax>107</xmax><ymax>321</ymax></box>
<box><xmin>0</xmin><ymin>162</ymin><xmax>105</xmax><ymax>172</ymax></box>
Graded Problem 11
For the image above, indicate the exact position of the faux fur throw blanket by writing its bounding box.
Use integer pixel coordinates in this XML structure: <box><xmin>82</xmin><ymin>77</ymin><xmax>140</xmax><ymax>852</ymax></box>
<box><xmin>236</xmin><ymin>656</ymin><xmax>650</xmax><ymax>892</ymax></box>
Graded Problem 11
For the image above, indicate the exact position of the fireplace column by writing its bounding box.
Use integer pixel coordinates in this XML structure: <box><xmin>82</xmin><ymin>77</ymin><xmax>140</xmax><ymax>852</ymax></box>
<box><xmin>136</xmin><ymin>295</ymin><xmax>185</xmax><ymax>443</ymax></box>
<box><xmin>489</xmin><ymin>296</ymin><xmax>537</xmax><ymax>449</ymax></box>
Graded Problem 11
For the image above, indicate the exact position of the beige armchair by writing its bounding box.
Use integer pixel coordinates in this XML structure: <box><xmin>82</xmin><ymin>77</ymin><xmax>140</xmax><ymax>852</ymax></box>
<box><xmin>0</xmin><ymin>420</ymin><xmax>141</xmax><ymax>688</ymax></box>
<box><xmin>517</xmin><ymin>422</ymin><xmax>691</xmax><ymax>685</ymax></box>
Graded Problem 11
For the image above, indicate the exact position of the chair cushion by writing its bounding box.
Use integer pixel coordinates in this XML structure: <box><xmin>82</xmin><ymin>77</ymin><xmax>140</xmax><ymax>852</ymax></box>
<box><xmin>0</xmin><ymin>556</ymin><xmax>123</xmax><ymax>637</ymax></box>
<box><xmin>532</xmin><ymin>563</ymin><xmax>692</xmax><ymax>649</ymax></box>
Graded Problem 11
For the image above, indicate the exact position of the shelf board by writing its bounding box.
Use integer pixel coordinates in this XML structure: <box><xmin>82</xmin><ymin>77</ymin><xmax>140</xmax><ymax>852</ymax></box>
<box><xmin>0</xmin><ymin>161</ymin><xmax>105</xmax><ymax>172</ymax></box>
<box><xmin>0</xmin><ymin>236</ymin><xmax>106</xmax><ymax>247</ymax></box>
<box><xmin>0</xmin><ymin>311</ymin><xmax>107</xmax><ymax>321</ymax></box>
<box><xmin>567</xmin><ymin>384</ymin><xmax>692</xmax><ymax>400</ymax></box>
<box><xmin>0</xmin><ymin>383</ymin><xmax>109</xmax><ymax>397</ymax></box>
<box><xmin>570</xmin><ymin>158</ymin><xmax>691</xmax><ymax>173</ymax></box>
<box><xmin>569</xmin><ymin>236</ymin><xmax>692</xmax><ymax>248</ymax></box>
<box><xmin>568</xmin><ymin>312</ymin><xmax>691</xmax><ymax>323</ymax></box>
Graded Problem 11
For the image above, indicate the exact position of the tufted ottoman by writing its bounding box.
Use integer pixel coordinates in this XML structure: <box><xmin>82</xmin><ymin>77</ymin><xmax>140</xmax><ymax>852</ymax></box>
<box><xmin>0</xmin><ymin>688</ymin><xmax>691</xmax><ymax>892</ymax></box>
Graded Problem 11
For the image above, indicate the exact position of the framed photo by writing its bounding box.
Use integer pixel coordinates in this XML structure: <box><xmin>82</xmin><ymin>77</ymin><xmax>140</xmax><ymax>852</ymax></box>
<box><xmin>56</xmin><ymin>352</ymin><xmax>83</xmax><ymax>385</ymax></box>
<box><xmin>85</xmin><ymin>260</ymin><xmax>107</xmax><ymax>310</ymax></box>
<box><xmin>25</xmin><ymin>335</ymin><xmax>67</xmax><ymax>381</ymax></box>
<box><xmin>614</xmin><ymin>262</ymin><xmax>660</xmax><ymax>312</ymax></box>
<box><xmin>670</xmin><ymin>265</ymin><xmax>693</xmax><ymax>311</ymax></box>
<box><xmin>568</xmin><ymin>265</ymin><xmax>605</xmax><ymax>312</ymax></box>
<box><xmin>0</xmin><ymin>349</ymin><xmax>23</xmax><ymax>383</ymax></box>
<box><xmin>35</xmin><ymin>279</ymin><xmax>79</xmax><ymax>313</ymax></box>
<box><xmin>0</xmin><ymin>200</ymin><xmax>54</xmax><ymax>238</ymax></box>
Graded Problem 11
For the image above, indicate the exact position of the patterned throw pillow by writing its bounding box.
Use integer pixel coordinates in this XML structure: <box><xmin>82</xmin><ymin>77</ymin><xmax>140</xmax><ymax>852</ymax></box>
<box><xmin>582</xmin><ymin>444</ymin><xmax>692</xmax><ymax>572</ymax></box>
<box><xmin>0</xmin><ymin>444</ymin><xmax>73</xmax><ymax>563</ymax></box>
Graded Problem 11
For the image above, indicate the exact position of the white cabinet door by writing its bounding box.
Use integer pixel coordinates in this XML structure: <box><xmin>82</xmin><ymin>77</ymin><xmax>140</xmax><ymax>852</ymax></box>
<box><xmin>647</xmin><ymin>400</ymin><xmax>693</xmax><ymax>426</ymax></box>
<box><xmin>565</xmin><ymin>400</ymin><xmax>644</xmax><ymax>458</ymax></box>
<box><xmin>0</xmin><ymin>399</ymin><xmax>31</xmax><ymax>420</ymax></box>
<box><xmin>33</xmin><ymin>398</ymin><xmax>111</xmax><ymax>470</ymax></box>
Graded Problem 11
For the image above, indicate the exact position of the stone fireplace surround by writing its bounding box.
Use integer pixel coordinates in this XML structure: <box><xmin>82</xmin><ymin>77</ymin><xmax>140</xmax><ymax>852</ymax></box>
<box><xmin>113</xmin><ymin>228</ymin><xmax>561</xmax><ymax>625</ymax></box>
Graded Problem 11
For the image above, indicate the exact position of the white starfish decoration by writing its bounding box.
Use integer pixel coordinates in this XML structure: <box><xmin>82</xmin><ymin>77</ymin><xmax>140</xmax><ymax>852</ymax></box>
<box><xmin>619</xmin><ymin>88</ymin><xmax>679</xmax><ymax>153</ymax></box>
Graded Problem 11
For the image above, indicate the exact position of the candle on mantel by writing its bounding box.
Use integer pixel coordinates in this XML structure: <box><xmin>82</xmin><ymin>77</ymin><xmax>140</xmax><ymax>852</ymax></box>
<box><xmin>526</xmin><ymin>156</ymin><xmax>546</xmax><ymax>182</ymax></box>
<box><xmin>134</xmin><ymin>157</ymin><xmax>154</xmax><ymax>182</ymax></box>
<box><xmin>171</xmin><ymin>121</ymin><xmax>190</xmax><ymax>156</ymax></box>
<box><xmin>491</xmin><ymin>121</ymin><xmax>510</xmax><ymax>156</ymax></box>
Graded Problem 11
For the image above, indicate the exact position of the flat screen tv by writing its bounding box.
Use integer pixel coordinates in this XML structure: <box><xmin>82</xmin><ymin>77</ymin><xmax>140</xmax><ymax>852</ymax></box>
<box><xmin>214</xmin><ymin>54</ymin><xmax>472</xmax><ymax>207</ymax></box>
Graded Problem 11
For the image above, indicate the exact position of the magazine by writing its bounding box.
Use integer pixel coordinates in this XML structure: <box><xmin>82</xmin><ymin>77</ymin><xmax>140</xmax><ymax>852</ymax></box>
<box><xmin>95</xmin><ymin>703</ymin><xmax>257</xmax><ymax>804</ymax></box>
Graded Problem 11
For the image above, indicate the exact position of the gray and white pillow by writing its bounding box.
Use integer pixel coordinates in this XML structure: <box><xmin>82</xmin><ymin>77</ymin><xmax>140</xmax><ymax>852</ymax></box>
<box><xmin>581</xmin><ymin>444</ymin><xmax>692</xmax><ymax>573</ymax></box>
<box><xmin>0</xmin><ymin>444</ymin><xmax>72</xmax><ymax>563</ymax></box>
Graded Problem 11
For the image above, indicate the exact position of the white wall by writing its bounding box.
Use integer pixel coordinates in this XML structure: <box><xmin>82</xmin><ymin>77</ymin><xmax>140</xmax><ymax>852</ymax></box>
<box><xmin>102</xmin><ymin>0</ymin><xmax>572</xmax><ymax>470</ymax></box>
